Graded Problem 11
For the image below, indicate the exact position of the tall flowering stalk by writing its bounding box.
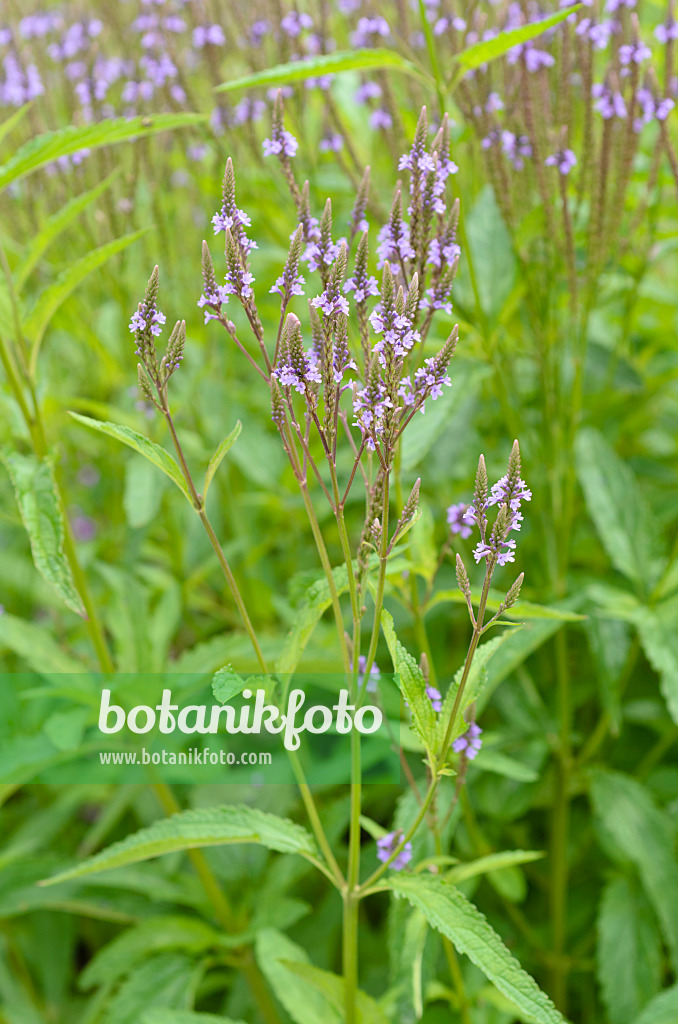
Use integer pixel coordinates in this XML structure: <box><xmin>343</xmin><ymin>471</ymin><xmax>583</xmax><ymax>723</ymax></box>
<box><xmin>127</xmin><ymin>103</ymin><xmax>531</xmax><ymax>1024</ymax></box>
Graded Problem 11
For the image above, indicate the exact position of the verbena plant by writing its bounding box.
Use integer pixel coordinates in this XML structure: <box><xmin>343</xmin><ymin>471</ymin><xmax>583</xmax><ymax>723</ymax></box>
<box><xmin>48</xmin><ymin>102</ymin><xmax>553</xmax><ymax>1024</ymax></box>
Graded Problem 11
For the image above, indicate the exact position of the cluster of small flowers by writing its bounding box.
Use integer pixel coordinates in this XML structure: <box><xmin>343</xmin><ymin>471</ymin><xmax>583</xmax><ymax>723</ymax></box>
<box><xmin>464</xmin><ymin>456</ymin><xmax>532</xmax><ymax>568</ymax></box>
<box><xmin>376</xmin><ymin>830</ymin><xmax>412</xmax><ymax>871</ymax></box>
<box><xmin>453</xmin><ymin>722</ymin><xmax>483</xmax><ymax>759</ymax></box>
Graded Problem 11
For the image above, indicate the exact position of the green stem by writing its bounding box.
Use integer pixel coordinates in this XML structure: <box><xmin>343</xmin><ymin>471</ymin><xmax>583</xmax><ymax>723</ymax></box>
<box><xmin>152</xmin><ymin>784</ymin><xmax>281</xmax><ymax>1024</ymax></box>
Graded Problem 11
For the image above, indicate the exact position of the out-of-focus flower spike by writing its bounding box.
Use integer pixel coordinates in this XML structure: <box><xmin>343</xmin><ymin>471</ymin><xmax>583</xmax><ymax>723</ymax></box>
<box><xmin>201</xmin><ymin>240</ymin><xmax>217</xmax><ymax>296</ymax></box>
<box><xmin>349</xmin><ymin>165</ymin><xmax>371</xmax><ymax>241</ymax></box>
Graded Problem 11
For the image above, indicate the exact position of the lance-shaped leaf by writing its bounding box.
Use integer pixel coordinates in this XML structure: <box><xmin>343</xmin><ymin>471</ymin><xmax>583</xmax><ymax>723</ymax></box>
<box><xmin>630</xmin><ymin>599</ymin><xmax>678</xmax><ymax>726</ymax></box>
<box><xmin>15</xmin><ymin>168</ymin><xmax>122</xmax><ymax>290</ymax></box>
<box><xmin>69</xmin><ymin>413</ymin><xmax>191</xmax><ymax>501</ymax></box>
<box><xmin>632</xmin><ymin>986</ymin><xmax>678</xmax><ymax>1024</ymax></box>
<box><xmin>0</xmin><ymin>112</ymin><xmax>207</xmax><ymax>190</ymax></box>
<box><xmin>575</xmin><ymin>427</ymin><xmax>665</xmax><ymax>592</ymax></box>
<box><xmin>203</xmin><ymin>420</ymin><xmax>242</xmax><ymax>497</ymax></box>
<box><xmin>42</xmin><ymin>806</ymin><xmax>317</xmax><ymax>885</ymax></box>
<box><xmin>277</xmin><ymin>564</ymin><xmax>351</xmax><ymax>675</ymax></box>
<box><xmin>215</xmin><ymin>49</ymin><xmax>428</xmax><ymax>93</ymax></box>
<box><xmin>1</xmin><ymin>449</ymin><xmax>84</xmax><ymax>616</ymax></box>
<box><xmin>382</xmin><ymin>609</ymin><xmax>437</xmax><ymax>753</ymax></box>
<box><xmin>25</xmin><ymin>228</ymin><xmax>148</xmax><ymax>374</ymax></box>
<box><xmin>590</xmin><ymin>771</ymin><xmax>678</xmax><ymax>975</ymax></box>
<box><xmin>597</xmin><ymin>876</ymin><xmax>662</xmax><ymax>1024</ymax></box>
<box><xmin>387</xmin><ymin>874</ymin><xmax>569</xmax><ymax>1024</ymax></box>
<box><xmin>451</xmin><ymin>8</ymin><xmax>578</xmax><ymax>76</ymax></box>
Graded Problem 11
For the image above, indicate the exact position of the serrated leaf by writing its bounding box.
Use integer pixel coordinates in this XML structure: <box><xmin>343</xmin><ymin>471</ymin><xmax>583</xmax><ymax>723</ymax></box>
<box><xmin>14</xmin><ymin>168</ymin><xmax>122</xmax><ymax>290</ymax></box>
<box><xmin>204</xmin><ymin>420</ymin><xmax>242</xmax><ymax>497</ymax></box>
<box><xmin>277</xmin><ymin>564</ymin><xmax>350</xmax><ymax>674</ymax></box>
<box><xmin>575</xmin><ymin>428</ymin><xmax>665</xmax><ymax>591</ymax></box>
<box><xmin>283</xmin><ymin>961</ymin><xmax>391</xmax><ymax>1024</ymax></box>
<box><xmin>215</xmin><ymin>49</ymin><xmax>427</xmax><ymax>93</ymax></box>
<box><xmin>381</xmin><ymin>609</ymin><xmax>437</xmax><ymax>752</ymax></box>
<box><xmin>597</xmin><ymin>876</ymin><xmax>662</xmax><ymax>1024</ymax></box>
<box><xmin>633</xmin><ymin>986</ymin><xmax>678</xmax><ymax>1024</ymax></box>
<box><xmin>256</xmin><ymin>927</ymin><xmax>339</xmax><ymax>1024</ymax></box>
<box><xmin>630</xmin><ymin>599</ymin><xmax>678</xmax><ymax>725</ymax></box>
<box><xmin>25</xmin><ymin>229</ymin><xmax>148</xmax><ymax>373</ymax></box>
<box><xmin>590</xmin><ymin>771</ymin><xmax>678</xmax><ymax>974</ymax></box>
<box><xmin>446</xmin><ymin>850</ymin><xmax>544</xmax><ymax>885</ymax></box>
<box><xmin>387</xmin><ymin>874</ymin><xmax>568</xmax><ymax>1024</ymax></box>
<box><xmin>452</xmin><ymin>8</ymin><xmax>577</xmax><ymax>74</ymax></box>
<box><xmin>1</xmin><ymin>449</ymin><xmax>84</xmax><ymax>615</ymax></box>
<box><xmin>80</xmin><ymin>916</ymin><xmax>220</xmax><ymax>989</ymax></box>
<box><xmin>211</xmin><ymin>665</ymin><xmax>247</xmax><ymax>703</ymax></box>
<box><xmin>102</xmin><ymin>953</ymin><xmax>196</xmax><ymax>1024</ymax></box>
<box><xmin>69</xmin><ymin>412</ymin><xmax>190</xmax><ymax>500</ymax></box>
<box><xmin>0</xmin><ymin>614</ymin><xmax>86</xmax><ymax>673</ymax></box>
<box><xmin>43</xmin><ymin>806</ymin><xmax>317</xmax><ymax>885</ymax></box>
<box><xmin>0</xmin><ymin>112</ymin><xmax>207</xmax><ymax>190</ymax></box>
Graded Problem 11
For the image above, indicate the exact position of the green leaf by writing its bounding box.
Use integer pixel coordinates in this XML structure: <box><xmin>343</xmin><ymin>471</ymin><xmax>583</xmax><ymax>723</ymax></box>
<box><xmin>143</xmin><ymin>1014</ymin><xmax>246</xmax><ymax>1024</ymax></box>
<box><xmin>42</xmin><ymin>806</ymin><xmax>317</xmax><ymax>885</ymax></box>
<box><xmin>575</xmin><ymin>428</ymin><xmax>665</xmax><ymax>591</ymax></box>
<box><xmin>0</xmin><ymin>103</ymin><xmax>32</xmax><ymax>150</ymax></box>
<box><xmin>436</xmin><ymin>632</ymin><xmax>519</xmax><ymax>750</ymax></box>
<box><xmin>633</xmin><ymin>986</ymin><xmax>678</xmax><ymax>1024</ymax></box>
<box><xmin>597</xmin><ymin>876</ymin><xmax>662</xmax><ymax>1024</ymax></box>
<box><xmin>256</xmin><ymin>928</ymin><xmax>341</xmax><ymax>1024</ymax></box>
<box><xmin>14</xmin><ymin>168</ymin><xmax>122</xmax><ymax>290</ymax></box>
<box><xmin>452</xmin><ymin>8</ymin><xmax>577</xmax><ymax>75</ymax></box>
<box><xmin>211</xmin><ymin>664</ymin><xmax>248</xmax><ymax>703</ymax></box>
<box><xmin>590</xmin><ymin>771</ymin><xmax>678</xmax><ymax>974</ymax></box>
<box><xmin>381</xmin><ymin>609</ymin><xmax>437</xmax><ymax>752</ymax></box>
<box><xmin>103</xmin><ymin>953</ymin><xmax>196</xmax><ymax>1024</ymax></box>
<box><xmin>630</xmin><ymin>599</ymin><xmax>678</xmax><ymax>725</ymax></box>
<box><xmin>427</xmin><ymin>588</ymin><xmax>584</xmax><ymax>622</ymax></box>
<box><xmin>387</xmin><ymin>874</ymin><xmax>568</xmax><ymax>1024</ymax></box>
<box><xmin>0</xmin><ymin>613</ymin><xmax>86</xmax><ymax>673</ymax></box>
<box><xmin>0</xmin><ymin>112</ymin><xmax>207</xmax><ymax>190</ymax></box>
<box><xmin>277</xmin><ymin>564</ymin><xmax>350</xmax><ymax>674</ymax></box>
<box><xmin>25</xmin><ymin>229</ymin><xmax>148</xmax><ymax>373</ymax></box>
<box><xmin>68</xmin><ymin>412</ymin><xmax>191</xmax><ymax>500</ymax></box>
<box><xmin>215</xmin><ymin>49</ymin><xmax>427</xmax><ymax>93</ymax></box>
<box><xmin>446</xmin><ymin>850</ymin><xmax>545</xmax><ymax>885</ymax></box>
<box><xmin>283</xmin><ymin>961</ymin><xmax>391</xmax><ymax>1024</ymax></box>
<box><xmin>123</xmin><ymin>455</ymin><xmax>166</xmax><ymax>530</ymax></box>
<box><xmin>80</xmin><ymin>916</ymin><xmax>220</xmax><ymax>989</ymax></box>
<box><xmin>1</xmin><ymin>450</ymin><xmax>84</xmax><ymax>616</ymax></box>
<box><xmin>204</xmin><ymin>420</ymin><xmax>241</xmax><ymax>497</ymax></box>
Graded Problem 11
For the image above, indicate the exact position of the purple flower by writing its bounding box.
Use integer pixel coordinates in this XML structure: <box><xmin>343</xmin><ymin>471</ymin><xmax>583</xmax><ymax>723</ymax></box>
<box><xmin>452</xmin><ymin>722</ymin><xmax>483</xmax><ymax>759</ymax></box>
<box><xmin>592</xmin><ymin>83</ymin><xmax>627</xmax><ymax>119</ymax></box>
<box><xmin>263</xmin><ymin>128</ymin><xmax>298</xmax><ymax>159</ymax></box>
<box><xmin>606</xmin><ymin>0</ymin><xmax>635</xmax><ymax>10</ymax></box>
<box><xmin>192</xmin><ymin>24</ymin><xmax>225</xmax><ymax>48</ymax></box>
<box><xmin>358</xmin><ymin>656</ymin><xmax>381</xmax><ymax>693</ymax></box>
<box><xmin>281</xmin><ymin>11</ymin><xmax>313</xmax><ymax>37</ymax></box>
<box><xmin>270</xmin><ymin>272</ymin><xmax>305</xmax><ymax>299</ymax></box>
<box><xmin>376</xmin><ymin>830</ymin><xmax>413</xmax><ymax>870</ymax></box>
<box><xmin>545</xmin><ymin>149</ymin><xmax>577</xmax><ymax>174</ymax></box>
<box><xmin>656</xmin><ymin>22</ymin><xmax>678</xmax><ymax>44</ymax></box>
<box><xmin>500</xmin><ymin>130</ymin><xmax>532</xmax><ymax>170</ymax></box>
<box><xmin>447</xmin><ymin>503</ymin><xmax>472</xmax><ymax>539</ymax></box>
<box><xmin>355</xmin><ymin>81</ymin><xmax>382</xmax><ymax>103</ymax></box>
<box><xmin>352</xmin><ymin>16</ymin><xmax>390</xmax><ymax>47</ymax></box>
<box><xmin>619</xmin><ymin>41</ymin><xmax>651</xmax><ymax>65</ymax></box>
<box><xmin>370</xmin><ymin>109</ymin><xmax>393</xmax><ymax>130</ymax></box>
<box><xmin>197</xmin><ymin>284</ymin><xmax>233</xmax><ymax>323</ymax></box>
<box><xmin>129</xmin><ymin>309</ymin><xmax>166</xmax><ymax>338</ymax></box>
<box><xmin>319</xmin><ymin>133</ymin><xmax>343</xmax><ymax>152</ymax></box>
<box><xmin>71</xmin><ymin>512</ymin><xmax>97</xmax><ymax>543</ymax></box>
<box><xmin>426</xmin><ymin>683</ymin><xmax>442</xmax><ymax>713</ymax></box>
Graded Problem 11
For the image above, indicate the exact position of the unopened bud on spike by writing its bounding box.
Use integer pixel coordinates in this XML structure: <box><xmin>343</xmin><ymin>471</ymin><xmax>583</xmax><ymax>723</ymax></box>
<box><xmin>504</xmin><ymin>572</ymin><xmax>524</xmax><ymax>609</ymax></box>
<box><xmin>456</xmin><ymin>553</ymin><xmax>471</xmax><ymax>599</ymax></box>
